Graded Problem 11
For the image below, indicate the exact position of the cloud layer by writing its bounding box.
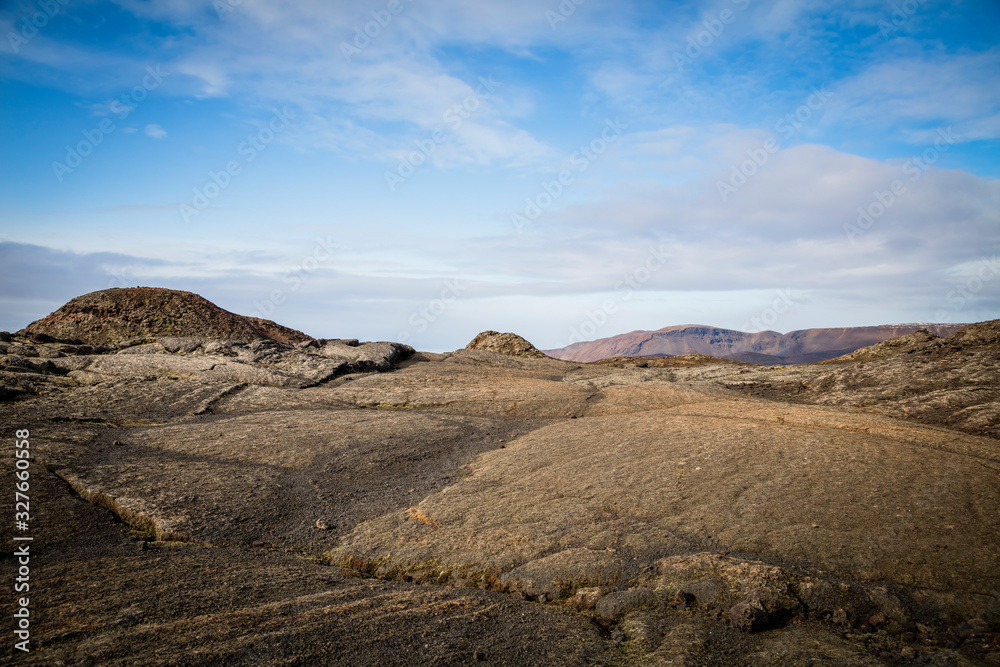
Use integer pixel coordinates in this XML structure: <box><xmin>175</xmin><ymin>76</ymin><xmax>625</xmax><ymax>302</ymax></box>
<box><xmin>1</xmin><ymin>0</ymin><xmax>998</xmax><ymax>350</ymax></box>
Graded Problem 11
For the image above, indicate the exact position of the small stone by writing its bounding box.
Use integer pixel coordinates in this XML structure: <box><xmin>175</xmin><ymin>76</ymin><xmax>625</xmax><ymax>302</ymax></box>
<box><xmin>869</xmin><ymin>612</ymin><xmax>887</xmax><ymax>628</ymax></box>
<box><xmin>568</xmin><ymin>587</ymin><xmax>604</xmax><ymax>611</ymax></box>
<box><xmin>900</xmin><ymin>646</ymin><xmax>915</xmax><ymax>660</ymax></box>
<box><xmin>595</xmin><ymin>588</ymin><xmax>659</xmax><ymax>621</ymax></box>
<box><xmin>725</xmin><ymin>599</ymin><xmax>769</xmax><ymax>633</ymax></box>
<box><xmin>315</xmin><ymin>519</ymin><xmax>330</xmax><ymax>530</ymax></box>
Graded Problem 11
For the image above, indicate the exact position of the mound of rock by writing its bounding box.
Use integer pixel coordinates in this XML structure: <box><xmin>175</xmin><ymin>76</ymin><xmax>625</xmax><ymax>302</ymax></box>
<box><xmin>464</xmin><ymin>331</ymin><xmax>547</xmax><ymax>358</ymax></box>
<box><xmin>717</xmin><ymin>320</ymin><xmax>1000</xmax><ymax>438</ymax></box>
<box><xmin>949</xmin><ymin>318</ymin><xmax>1000</xmax><ymax>347</ymax></box>
<box><xmin>826</xmin><ymin>319</ymin><xmax>1000</xmax><ymax>364</ymax></box>
<box><xmin>823</xmin><ymin>329</ymin><xmax>942</xmax><ymax>363</ymax></box>
<box><xmin>22</xmin><ymin>287</ymin><xmax>313</xmax><ymax>345</ymax></box>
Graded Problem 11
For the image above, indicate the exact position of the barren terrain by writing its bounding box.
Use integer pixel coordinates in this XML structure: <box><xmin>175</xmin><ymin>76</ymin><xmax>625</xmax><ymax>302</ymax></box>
<box><xmin>1</xmin><ymin>290</ymin><xmax>998</xmax><ymax>665</ymax></box>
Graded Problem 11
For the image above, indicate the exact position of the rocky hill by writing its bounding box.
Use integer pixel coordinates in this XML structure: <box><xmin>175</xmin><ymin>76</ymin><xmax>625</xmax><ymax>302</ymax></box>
<box><xmin>21</xmin><ymin>287</ymin><xmax>313</xmax><ymax>345</ymax></box>
<box><xmin>826</xmin><ymin>319</ymin><xmax>1000</xmax><ymax>363</ymax></box>
<box><xmin>546</xmin><ymin>323</ymin><xmax>967</xmax><ymax>364</ymax></box>
<box><xmin>465</xmin><ymin>330</ymin><xmax>547</xmax><ymax>358</ymax></box>
<box><xmin>712</xmin><ymin>320</ymin><xmax>1000</xmax><ymax>439</ymax></box>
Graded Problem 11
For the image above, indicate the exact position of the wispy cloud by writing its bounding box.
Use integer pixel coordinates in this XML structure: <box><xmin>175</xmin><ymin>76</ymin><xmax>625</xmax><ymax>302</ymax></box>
<box><xmin>826</xmin><ymin>50</ymin><xmax>1000</xmax><ymax>142</ymax></box>
<box><xmin>2</xmin><ymin>0</ymin><xmax>998</xmax><ymax>348</ymax></box>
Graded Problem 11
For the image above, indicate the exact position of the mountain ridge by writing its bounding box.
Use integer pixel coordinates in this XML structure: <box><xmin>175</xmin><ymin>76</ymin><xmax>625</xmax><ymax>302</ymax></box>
<box><xmin>545</xmin><ymin>323</ymin><xmax>969</xmax><ymax>364</ymax></box>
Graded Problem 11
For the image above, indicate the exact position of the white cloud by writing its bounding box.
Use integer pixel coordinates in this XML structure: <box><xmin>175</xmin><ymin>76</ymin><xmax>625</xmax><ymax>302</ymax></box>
<box><xmin>4</xmin><ymin>1</ymin><xmax>998</xmax><ymax>348</ymax></box>
<box><xmin>825</xmin><ymin>50</ymin><xmax>1000</xmax><ymax>141</ymax></box>
<box><xmin>516</xmin><ymin>129</ymin><xmax>1000</xmax><ymax>295</ymax></box>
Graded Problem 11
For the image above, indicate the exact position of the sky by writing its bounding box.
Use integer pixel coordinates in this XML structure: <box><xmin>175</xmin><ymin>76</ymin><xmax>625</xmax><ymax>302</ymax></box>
<box><xmin>1</xmin><ymin>0</ymin><xmax>998</xmax><ymax>352</ymax></box>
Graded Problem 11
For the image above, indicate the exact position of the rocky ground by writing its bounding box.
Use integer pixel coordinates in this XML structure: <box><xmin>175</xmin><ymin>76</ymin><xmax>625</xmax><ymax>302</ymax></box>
<box><xmin>1</xmin><ymin>317</ymin><xmax>999</xmax><ymax>665</ymax></box>
<box><xmin>704</xmin><ymin>321</ymin><xmax>1000</xmax><ymax>440</ymax></box>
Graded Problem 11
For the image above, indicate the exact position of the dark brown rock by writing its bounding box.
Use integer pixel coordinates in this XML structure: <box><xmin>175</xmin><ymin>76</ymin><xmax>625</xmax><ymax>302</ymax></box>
<box><xmin>465</xmin><ymin>331</ymin><xmax>547</xmax><ymax>358</ymax></box>
<box><xmin>725</xmin><ymin>598</ymin><xmax>769</xmax><ymax>633</ymax></box>
<box><xmin>595</xmin><ymin>588</ymin><xmax>660</xmax><ymax>621</ymax></box>
<box><xmin>22</xmin><ymin>287</ymin><xmax>314</xmax><ymax>345</ymax></box>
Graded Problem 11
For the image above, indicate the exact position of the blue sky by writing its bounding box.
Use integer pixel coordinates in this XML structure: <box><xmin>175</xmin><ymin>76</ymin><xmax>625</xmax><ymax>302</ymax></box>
<box><xmin>1</xmin><ymin>0</ymin><xmax>998</xmax><ymax>351</ymax></box>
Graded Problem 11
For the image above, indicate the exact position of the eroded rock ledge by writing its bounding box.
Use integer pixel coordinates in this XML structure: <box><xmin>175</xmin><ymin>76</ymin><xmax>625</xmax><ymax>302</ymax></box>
<box><xmin>0</xmin><ymin>332</ymin><xmax>414</xmax><ymax>401</ymax></box>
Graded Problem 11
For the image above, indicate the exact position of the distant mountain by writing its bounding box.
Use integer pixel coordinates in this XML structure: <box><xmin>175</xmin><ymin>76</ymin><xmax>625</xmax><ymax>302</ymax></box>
<box><xmin>543</xmin><ymin>323</ymin><xmax>969</xmax><ymax>364</ymax></box>
<box><xmin>22</xmin><ymin>287</ymin><xmax>314</xmax><ymax>345</ymax></box>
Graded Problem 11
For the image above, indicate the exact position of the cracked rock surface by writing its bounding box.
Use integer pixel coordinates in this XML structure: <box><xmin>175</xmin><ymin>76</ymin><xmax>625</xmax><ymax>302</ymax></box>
<box><xmin>707</xmin><ymin>320</ymin><xmax>1000</xmax><ymax>439</ymax></box>
<box><xmin>2</xmin><ymin>322</ymin><xmax>999</xmax><ymax>665</ymax></box>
